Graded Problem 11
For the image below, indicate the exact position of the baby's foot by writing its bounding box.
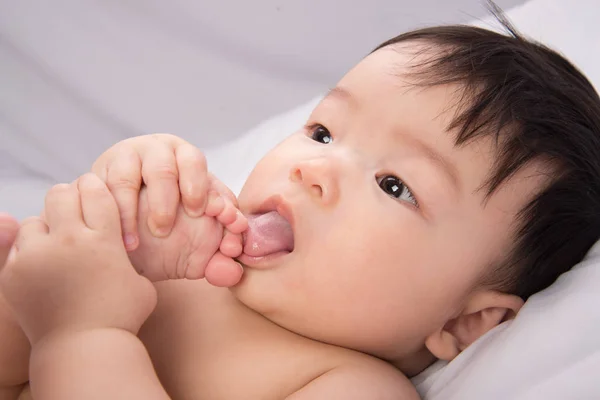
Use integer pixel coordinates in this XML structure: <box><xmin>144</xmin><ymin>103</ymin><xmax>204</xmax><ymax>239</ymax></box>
<box><xmin>129</xmin><ymin>188</ymin><xmax>247</xmax><ymax>286</ymax></box>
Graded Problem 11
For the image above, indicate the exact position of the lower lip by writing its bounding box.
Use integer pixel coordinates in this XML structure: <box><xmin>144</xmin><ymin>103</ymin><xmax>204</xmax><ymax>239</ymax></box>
<box><xmin>237</xmin><ymin>251</ymin><xmax>291</xmax><ymax>269</ymax></box>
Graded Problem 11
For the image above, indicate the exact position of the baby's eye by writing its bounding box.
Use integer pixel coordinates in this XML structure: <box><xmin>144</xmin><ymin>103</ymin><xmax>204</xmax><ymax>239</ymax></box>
<box><xmin>377</xmin><ymin>175</ymin><xmax>418</xmax><ymax>207</ymax></box>
<box><xmin>309</xmin><ymin>124</ymin><xmax>333</xmax><ymax>144</ymax></box>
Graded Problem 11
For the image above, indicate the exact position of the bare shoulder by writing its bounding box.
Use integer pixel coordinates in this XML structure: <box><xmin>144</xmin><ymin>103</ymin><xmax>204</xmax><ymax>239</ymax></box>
<box><xmin>287</xmin><ymin>356</ymin><xmax>420</xmax><ymax>400</ymax></box>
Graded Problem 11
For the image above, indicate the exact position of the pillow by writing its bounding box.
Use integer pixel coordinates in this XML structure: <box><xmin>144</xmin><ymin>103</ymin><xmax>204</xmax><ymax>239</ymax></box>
<box><xmin>412</xmin><ymin>241</ymin><xmax>600</xmax><ymax>399</ymax></box>
<box><xmin>204</xmin><ymin>0</ymin><xmax>600</xmax><ymax>398</ymax></box>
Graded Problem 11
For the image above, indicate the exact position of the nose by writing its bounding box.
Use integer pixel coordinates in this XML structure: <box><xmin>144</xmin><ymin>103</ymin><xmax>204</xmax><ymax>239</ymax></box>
<box><xmin>289</xmin><ymin>158</ymin><xmax>340</xmax><ymax>206</ymax></box>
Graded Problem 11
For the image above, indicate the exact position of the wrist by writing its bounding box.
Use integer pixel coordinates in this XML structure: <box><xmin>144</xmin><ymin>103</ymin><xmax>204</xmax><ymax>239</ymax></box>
<box><xmin>28</xmin><ymin>327</ymin><xmax>169</xmax><ymax>400</ymax></box>
<box><xmin>32</xmin><ymin>327</ymin><xmax>138</xmax><ymax>353</ymax></box>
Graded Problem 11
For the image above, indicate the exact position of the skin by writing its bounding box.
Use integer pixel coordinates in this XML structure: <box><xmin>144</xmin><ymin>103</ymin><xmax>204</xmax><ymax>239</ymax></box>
<box><xmin>0</xmin><ymin>44</ymin><xmax>546</xmax><ymax>399</ymax></box>
<box><xmin>233</xmin><ymin>45</ymin><xmax>535</xmax><ymax>370</ymax></box>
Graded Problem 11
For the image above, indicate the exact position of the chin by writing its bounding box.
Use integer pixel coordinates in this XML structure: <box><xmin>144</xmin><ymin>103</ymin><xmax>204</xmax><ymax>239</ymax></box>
<box><xmin>228</xmin><ymin>268</ymin><xmax>284</xmax><ymax>317</ymax></box>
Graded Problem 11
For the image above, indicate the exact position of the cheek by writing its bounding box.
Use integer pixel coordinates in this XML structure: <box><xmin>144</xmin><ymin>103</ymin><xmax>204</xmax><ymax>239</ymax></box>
<box><xmin>302</xmin><ymin>211</ymin><xmax>478</xmax><ymax>324</ymax></box>
<box><xmin>300</xmin><ymin>212</ymin><xmax>431</xmax><ymax>313</ymax></box>
<box><xmin>237</xmin><ymin>137</ymin><xmax>303</xmax><ymax>207</ymax></box>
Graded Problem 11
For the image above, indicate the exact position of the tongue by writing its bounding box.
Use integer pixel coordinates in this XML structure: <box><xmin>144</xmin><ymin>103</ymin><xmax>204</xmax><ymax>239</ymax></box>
<box><xmin>243</xmin><ymin>211</ymin><xmax>294</xmax><ymax>257</ymax></box>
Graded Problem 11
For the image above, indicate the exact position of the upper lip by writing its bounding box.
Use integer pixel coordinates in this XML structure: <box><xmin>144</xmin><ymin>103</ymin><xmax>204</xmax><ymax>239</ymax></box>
<box><xmin>254</xmin><ymin>194</ymin><xmax>296</xmax><ymax>231</ymax></box>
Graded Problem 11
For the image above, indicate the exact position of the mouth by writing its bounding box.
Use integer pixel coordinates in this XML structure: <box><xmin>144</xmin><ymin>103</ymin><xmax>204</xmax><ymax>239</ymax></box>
<box><xmin>238</xmin><ymin>195</ymin><xmax>296</xmax><ymax>268</ymax></box>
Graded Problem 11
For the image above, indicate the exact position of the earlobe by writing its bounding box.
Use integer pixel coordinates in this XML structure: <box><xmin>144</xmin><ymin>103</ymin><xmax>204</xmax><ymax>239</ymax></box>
<box><xmin>425</xmin><ymin>291</ymin><xmax>524</xmax><ymax>361</ymax></box>
<box><xmin>425</xmin><ymin>329</ymin><xmax>460</xmax><ymax>361</ymax></box>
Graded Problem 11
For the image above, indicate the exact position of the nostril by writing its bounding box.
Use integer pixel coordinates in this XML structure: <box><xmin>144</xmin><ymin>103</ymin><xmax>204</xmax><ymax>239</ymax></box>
<box><xmin>290</xmin><ymin>168</ymin><xmax>303</xmax><ymax>183</ymax></box>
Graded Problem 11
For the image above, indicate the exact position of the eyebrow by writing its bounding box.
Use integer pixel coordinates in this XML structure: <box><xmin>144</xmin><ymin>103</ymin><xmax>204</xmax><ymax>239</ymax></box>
<box><xmin>325</xmin><ymin>86</ymin><xmax>461</xmax><ymax>193</ymax></box>
<box><xmin>324</xmin><ymin>86</ymin><xmax>357</xmax><ymax>106</ymax></box>
<box><xmin>401</xmin><ymin>133</ymin><xmax>461</xmax><ymax>193</ymax></box>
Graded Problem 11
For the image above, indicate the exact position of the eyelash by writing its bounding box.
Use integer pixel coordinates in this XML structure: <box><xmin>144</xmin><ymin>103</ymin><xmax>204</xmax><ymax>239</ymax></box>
<box><xmin>307</xmin><ymin>123</ymin><xmax>333</xmax><ymax>144</ymax></box>
<box><xmin>306</xmin><ymin>123</ymin><xmax>419</xmax><ymax>208</ymax></box>
<box><xmin>376</xmin><ymin>175</ymin><xmax>418</xmax><ymax>208</ymax></box>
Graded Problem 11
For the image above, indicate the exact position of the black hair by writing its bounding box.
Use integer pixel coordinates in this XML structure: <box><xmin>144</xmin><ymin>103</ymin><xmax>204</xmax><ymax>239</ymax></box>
<box><xmin>372</xmin><ymin>2</ymin><xmax>600</xmax><ymax>299</ymax></box>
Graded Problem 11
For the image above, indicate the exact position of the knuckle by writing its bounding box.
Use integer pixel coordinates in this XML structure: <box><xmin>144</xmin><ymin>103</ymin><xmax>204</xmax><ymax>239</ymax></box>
<box><xmin>47</xmin><ymin>183</ymin><xmax>71</xmax><ymax>198</ymax></box>
<box><xmin>50</xmin><ymin>183</ymin><xmax>70</xmax><ymax>192</ymax></box>
<box><xmin>82</xmin><ymin>183</ymin><xmax>108</xmax><ymax>197</ymax></box>
<box><xmin>91</xmin><ymin>159</ymin><xmax>108</xmax><ymax>177</ymax></box>
<box><xmin>107</xmin><ymin>176</ymin><xmax>139</xmax><ymax>191</ymax></box>
<box><xmin>150</xmin><ymin>133</ymin><xmax>176</xmax><ymax>142</ymax></box>
<box><xmin>179</xmin><ymin>144</ymin><xmax>206</xmax><ymax>166</ymax></box>
<box><xmin>149</xmin><ymin>164</ymin><xmax>179</xmax><ymax>181</ymax></box>
<box><xmin>80</xmin><ymin>173</ymin><xmax>106</xmax><ymax>188</ymax></box>
<box><xmin>191</xmin><ymin>147</ymin><xmax>207</xmax><ymax>168</ymax></box>
<box><xmin>123</xmin><ymin>136</ymin><xmax>142</xmax><ymax>146</ymax></box>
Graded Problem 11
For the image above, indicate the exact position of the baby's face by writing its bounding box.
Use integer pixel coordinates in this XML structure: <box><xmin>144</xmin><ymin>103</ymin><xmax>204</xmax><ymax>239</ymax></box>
<box><xmin>234</xmin><ymin>45</ymin><xmax>541</xmax><ymax>364</ymax></box>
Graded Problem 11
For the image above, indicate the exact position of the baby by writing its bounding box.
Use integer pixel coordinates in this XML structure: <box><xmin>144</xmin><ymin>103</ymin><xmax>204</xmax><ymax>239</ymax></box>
<box><xmin>2</xmin><ymin>10</ymin><xmax>600</xmax><ymax>400</ymax></box>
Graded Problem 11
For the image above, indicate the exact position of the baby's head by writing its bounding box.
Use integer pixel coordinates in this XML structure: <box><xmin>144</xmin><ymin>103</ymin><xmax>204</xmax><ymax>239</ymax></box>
<box><xmin>233</xmin><ymin>11</ymin><xmax>600</xmax><ymax>375</ymax></box>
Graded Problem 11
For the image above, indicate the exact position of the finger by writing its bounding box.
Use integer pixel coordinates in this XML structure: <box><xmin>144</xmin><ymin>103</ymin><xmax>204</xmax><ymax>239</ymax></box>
<box><xmin>14</xmin><ymin>216</ymin><xmax>48</xmax><ymax>252</ymax></box>
<box><xmin>176</xmin><ymin>144</ymin><xmax>208</xmax><ymax>217</ymax></box>
<box><xmin>220</xmin><ymin>230</ymin><xmax>243</xmax><ymax>258</ymax></box>
<box><xmin>91</xmin><ymin>153</ymin><xmax>110</xmax><ymax>181</ymax></box>
<box><xmin>44</xmin><ymin>183</ymin><xmax>83</xmax><ymax>232</ymax></box>
<box><xmin>141</xmin><ymin>144</ymin><xmax>180</xmax><ymax>237</ymax></box>
<box><xmin>78</xmin><ymin>173</ymin><xmax>121</xmax><ymax>234</ymax></box>
<box><xmin>204</xmin><ymin>252</ymin><xmax>244</xmax><ymax>287</ymax></box>
<box><xmin>105</xmin><ymin>146</ymin><xmax>142</xmax><ymax>250</ymax></box>
<box><xmin>0</xmin><ymin>213</ymin><xmax>19</xmax><ymax>267</ymax></box>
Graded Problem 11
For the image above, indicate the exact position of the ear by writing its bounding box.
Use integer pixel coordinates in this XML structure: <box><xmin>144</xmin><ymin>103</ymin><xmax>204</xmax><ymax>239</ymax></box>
<box><xmin>424</xmin><ymin>290</ymin><xmax>524</xmax><ymax>361</ymax></box>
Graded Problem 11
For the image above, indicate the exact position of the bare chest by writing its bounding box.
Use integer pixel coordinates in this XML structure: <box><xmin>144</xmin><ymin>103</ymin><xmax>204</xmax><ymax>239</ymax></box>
<box><xmin>138</xmin><ymin>280</ymin><xmax>345</xmax><ymax>400</ymax></box>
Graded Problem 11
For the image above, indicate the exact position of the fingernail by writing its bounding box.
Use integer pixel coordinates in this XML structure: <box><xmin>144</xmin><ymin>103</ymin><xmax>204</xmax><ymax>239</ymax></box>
<box><xmin>184</xmin><ymin>206</ymin><xmax>202</xmax><ymax>218</ymax></box>
<box><xmin>0</xmin><ymin>223</ymin><xmax>16</xmax><ymax>246</ymax></box>
<box><xmin>149</xmin><ymin>219</ymin><xmax>170</xmax><ymax>237</ymax></box>
<box><xmin>123</xmin><ymin>233</ymin><xmax>138</xmax><ymax>250</ymax></box>
<box><xmin>0</xmin><ymin>231</ymin><xmax>13</xmax><ymax>246</ymax></box>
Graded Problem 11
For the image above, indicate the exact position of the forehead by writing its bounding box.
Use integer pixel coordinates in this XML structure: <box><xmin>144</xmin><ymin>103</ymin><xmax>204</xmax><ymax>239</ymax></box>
<box><xmin>330</xmin><ymin>45</ymin><xmax>545</xmax><ymax>213</ymax></box>
<box><xmin>335</xmin><ymin>45</ymin><xmax>463</xmax><ymax>140</ymax></box>
<box><xmin>338</xmin><ymin>44</ymin><xmax>431</xmax><ymax>95</ymax></box>
<box><xmin>335</xmin><ymin>48</ymin><xmax>489</xmax><ymax>189</ymax></box>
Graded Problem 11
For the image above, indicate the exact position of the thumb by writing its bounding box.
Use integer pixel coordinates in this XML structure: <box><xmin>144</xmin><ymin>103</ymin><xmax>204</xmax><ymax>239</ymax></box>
<box><xmin>0</xmin><ymin>213</ymin><xmax>19</xmax><ymax>267</ymax></box>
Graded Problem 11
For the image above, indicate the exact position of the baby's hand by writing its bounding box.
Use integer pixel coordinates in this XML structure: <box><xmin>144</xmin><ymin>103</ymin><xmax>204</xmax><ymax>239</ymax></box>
<box><xmin>91</xmin><ymin>133</ymin><xmax>246</xmax><ymax>247</ymax></box>
<box><xmin>92</xmin><ymin>133</ymin><xmax>247</xmax><ymax>286</ymax></box>
<box><xmin>0</xmin><ymin>174</ymin><xmax>157</xmax><ymax>345</ymax></box>
<box><xmin>127</xmin><ymin>185</ymin><xmax>244</xmax><ymax>286</ymax></box>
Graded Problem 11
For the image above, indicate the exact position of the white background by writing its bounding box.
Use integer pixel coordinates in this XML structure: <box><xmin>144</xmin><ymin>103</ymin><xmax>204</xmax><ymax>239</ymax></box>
<box><xmin>0</xmin><ymin>1</ymin><xmax>521</xmax><ymax>165</ymax></box>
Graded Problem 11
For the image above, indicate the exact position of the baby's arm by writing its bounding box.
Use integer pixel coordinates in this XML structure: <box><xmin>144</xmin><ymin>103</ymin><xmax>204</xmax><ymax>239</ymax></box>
<box><xmin>0</xmin><ymin>293</ymin><xmax>29</xmax><ymax>400</ymax></box>
<box><xmin>30</xmin><ymin>329</ymin><xmax>169</xmax><ymax>400</ymax></box>
<box><xmin>0</xmin><ymin>175</ymin><xmax>171</xmax><ymax>400</ymax></box>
